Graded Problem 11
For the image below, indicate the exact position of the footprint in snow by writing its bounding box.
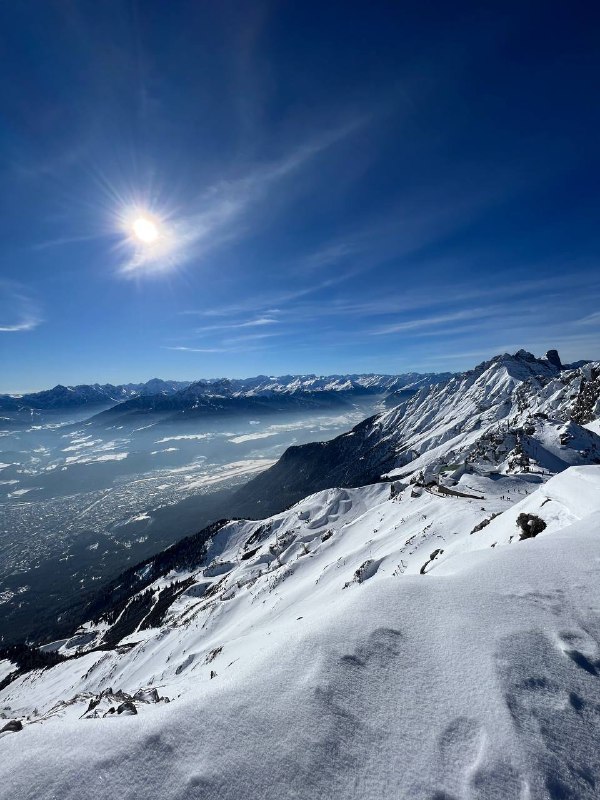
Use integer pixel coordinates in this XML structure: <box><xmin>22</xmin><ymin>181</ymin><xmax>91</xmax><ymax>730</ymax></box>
<box><xmin>496</xmin><ymin>630</ymin><xmax>600</xmax><ymax>799</ymax></box>
<box><xmin>339</xmin><ymin>626</ymin><xmax>403</xmax><ymax>670</ymax></box>
<box><xmin>306</xmin><ymin>628</ymin><xmax>404</xmax><ymax>788</ymax></box>
<box><xmin>434</xmin><ymin>716</ymin><xmax>486</xmax><ymax>797</ymax></box>
<box><xmin>469</xmin><ymin>759</ymin><xmax>529</xmax><ymax>800</ymax></box>
<box><xmin>557</xmin><ymin>629</ymin><xmax>600</xmax><ymax>677</ymax></box>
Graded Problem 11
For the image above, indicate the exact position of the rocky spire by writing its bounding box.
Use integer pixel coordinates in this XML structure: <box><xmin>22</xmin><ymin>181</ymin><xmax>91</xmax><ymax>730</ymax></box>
<box><xmin>544</xmin><ymin>349</ymin><xmax>562</xmax><ymax>370</ymax></box>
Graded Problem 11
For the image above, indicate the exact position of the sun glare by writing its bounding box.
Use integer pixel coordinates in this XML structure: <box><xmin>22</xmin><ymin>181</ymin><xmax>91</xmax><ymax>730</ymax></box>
<box><xmin>116</xmin><ymin>202</ymin><xmax>177</xmax><ymax>274</ymax></box>
<box><xmin>132</xmin><ymin>216</ymin><xmax>159</xmax><ymax>244</ymax></box>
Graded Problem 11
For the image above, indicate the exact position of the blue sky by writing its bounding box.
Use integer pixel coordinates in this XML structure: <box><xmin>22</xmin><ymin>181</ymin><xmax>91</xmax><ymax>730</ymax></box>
<box><xmin>0</xmin><ymin>1</ymin><xmax>599</xmax><ymax>392</ymax></box>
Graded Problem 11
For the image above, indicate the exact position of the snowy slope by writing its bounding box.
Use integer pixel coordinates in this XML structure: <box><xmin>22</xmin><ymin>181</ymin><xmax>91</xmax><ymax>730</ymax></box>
<box><xmin>2</xmin><ymin>466</ymin><xmax>600</xmax><ymax>798</ymax></box>
<box><xmin>229</xmin><ymin>351</ymin><xmax>600</xmax><ymax>515</ymax></box>
<box><xmin>585</xmin><ymin>419</ymin><xmax>600</xmax><ymax>436</ymax></box>
<box><xmin>346</xmin><ymin>352</ymin><xmax>600</xmax><ymax>483</ymax></box>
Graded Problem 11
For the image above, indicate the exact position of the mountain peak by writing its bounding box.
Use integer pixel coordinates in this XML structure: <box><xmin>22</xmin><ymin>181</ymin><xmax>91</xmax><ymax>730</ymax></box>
<box><xmin>513</xmin><ymin>349</ymin><xmax>537</xmax><ymax>362</ymax></box>
<box><xmin>467</xmin><ymin>349</ymin><xmax>567</xmax><ymax>383</ymax></box>
<box><xmin>544</xmin><ymin>349</ymin><xmax>562</xmax><ymax>369</ymax></box>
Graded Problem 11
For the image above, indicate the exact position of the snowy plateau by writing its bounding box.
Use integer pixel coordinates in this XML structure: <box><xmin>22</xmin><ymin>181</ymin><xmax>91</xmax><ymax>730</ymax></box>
<box><xmin>1</xmin><ymin>350</ymin><xmax>600</xmax><ymax>799</ymax></box>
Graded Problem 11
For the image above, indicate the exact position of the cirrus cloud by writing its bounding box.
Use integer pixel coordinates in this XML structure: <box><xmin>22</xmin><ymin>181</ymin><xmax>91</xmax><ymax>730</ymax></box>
<box><xmin>0</xmin><ymin>282</ymin><xmax>42</xmax><ymax>333</ymax></box>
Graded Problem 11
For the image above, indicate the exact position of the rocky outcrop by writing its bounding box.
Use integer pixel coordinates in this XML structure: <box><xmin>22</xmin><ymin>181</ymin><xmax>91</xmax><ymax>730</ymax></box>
<box><xmin>544</xmin><ymin>349</ymin><xmax>562</xmax><ymax>369</ymax></box>
<box><xmin>571</xmin><ymin>367</ymin><xmax>600</xmax><ymax>425</ymax></box>
<box><xmin>0</xmin><ymin>719</ymin><xmax>22</xmax><ymax>734</ymax></box>
<box><xmin>516</xmin><ymin>513</ymin><xmax>547</xmax><ymax>540</ymax></box>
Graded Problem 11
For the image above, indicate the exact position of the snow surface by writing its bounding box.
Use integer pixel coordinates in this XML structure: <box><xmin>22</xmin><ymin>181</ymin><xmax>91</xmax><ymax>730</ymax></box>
<box><xmin>1</xmin><ymin>466</ymin><xmax>600</xmax><ymax>798</ymax></box>
<box><xmin>585</xmin><ymin>419</ymin><xmax>600</xmax><ymax>436</ymax></box>
<box><xmin>0</xmin><ymin>659</ymin><xmax>16</xmax><ymax>685</ymax></box>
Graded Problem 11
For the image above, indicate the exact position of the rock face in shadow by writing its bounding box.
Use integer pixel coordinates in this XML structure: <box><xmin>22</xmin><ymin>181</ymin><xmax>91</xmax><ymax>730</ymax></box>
<box><xmin>571</xmin><ymin>366</ymin><xmax>600</xmax><ymax>425</ymax></box>
<box><xmin>545</xmin><ymin>350</ymin><xmax>562</xmax><ymax>370</ymax></box>
<box><xmin>516</xmin><ymin>513</ymin><xmax>547</xmax><ymax>540</ymax></box>
<box><xmin>230</xmin><ymin>413</ymin><xmax>400</xmax><ymax>518</ymax></box>
<box><xmin>0</xmin><ymin>719</ymin><xmax>22</xmax><ymax>734</ymax></box>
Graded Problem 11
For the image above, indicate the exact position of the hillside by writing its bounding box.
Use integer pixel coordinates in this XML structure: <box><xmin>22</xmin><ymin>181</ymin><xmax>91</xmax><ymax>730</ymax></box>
<box><xmin>231</xmin><ymin>350</ymin><xmax>600</xmax><ymax>515</ymax></box>
<box><xmin>2</xmin><ymin>466</ymin><xmax>600</xmax><ymax>798</ymax></box>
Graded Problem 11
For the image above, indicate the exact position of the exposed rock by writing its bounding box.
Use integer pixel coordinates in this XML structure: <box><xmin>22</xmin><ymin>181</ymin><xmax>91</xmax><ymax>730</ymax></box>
<box><xmin>545</xmin><ymin>349</ymin><xmax>562</xmax><ymax>370</ymax></box>
<box><xmin>571</xmin><ymin>367</ymin><xmax>600</xmax><ymax>425</ymax></box>
<box><xmin>343</xmin><ymin>559</ymin><xmax>383</xmax><ymax>588</ymax></box>
<box><xmin>420</xmin><ymin>549</ymin><xmax>444</xmax><ymax>575</ymax></box>
<box><xmin>516</xmin><ymin>513</ymin><xmax>547</xmax><ymax>540</ymax></box>
<box><xmin>204</xmin><ymin>646</ymin><xmax>223</xmax><ymax>664</ymax></box>
<box><xmin>133</xmin><ymin>688</ymin><xmax>160</xmax><ymax>704</ymax></box>
<box><xmin>470</xmin><ymin>513</ymin><xmax>501</xmax><ymax>534</ymax></box>
<box><xmin>0</xmin><ymin>719</ymin><xmax>22</xmax><ymax>733</ymax></box>
<box><xmin>116</xmin><ymin>701</ymin><xmax>137</xmax><ymax>715</ymax></box>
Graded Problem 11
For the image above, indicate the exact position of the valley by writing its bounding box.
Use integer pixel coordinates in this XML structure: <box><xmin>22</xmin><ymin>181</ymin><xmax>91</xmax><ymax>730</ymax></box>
<box><xmin>0</xmin><ymin>392</ymin><xmax>387</xmax><ymax>644</ymax></box>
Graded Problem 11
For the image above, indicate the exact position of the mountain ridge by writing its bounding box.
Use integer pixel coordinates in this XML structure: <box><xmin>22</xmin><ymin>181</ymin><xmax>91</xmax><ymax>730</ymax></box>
<box><xmin>86</xmin><ymin>372</ymin><xmax>451</xmax><ymax>423</ymax></box>
<box><xmin>0</xmin><ymin>372</ymin><xmax>451</xmax><ymax>414</ymax></box>
<box><xmin>229</xmin><ymin>349</ymin><xmax>600</xmax><ymax>515</ymax></box>
<box><xmin>0</xmin><ymin>379</ymin><xmax>191</xmax><ymax>412</ymax></box>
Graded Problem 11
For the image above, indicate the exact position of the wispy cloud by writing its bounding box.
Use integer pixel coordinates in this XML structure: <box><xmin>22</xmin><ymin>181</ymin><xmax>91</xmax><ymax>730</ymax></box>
<box><xmin>0</xmin><ymin>283</ymin><xmax>42</xmax><ymax>333</ymax></box>
<box><xmin>32</xmin><ymin>232</ymin><xmax>103</xmax><ymax>251</ymax></box>
<box><xmin>0</xmin><ymin>319</ymin><xmax>39</xmax><ymax>332</ymax></box>
<box><xmin>187</xmin><ymin>268</ymin><xmax>598</xmax><ymax>331</ymax></box>
<box><xmin>120</xmin><ymin>118</ymin><xmax>366</xmax><ymax>277</ymax></box>
<box><xmin>223</xmin><ymin>331</ymin><xmax>282</xmax><ymax>345</ymax></box>
<box><xmin>370</xmin><ymin>308</ymin><xmax>488</xmax><ymax>335</ymax></box>
<box><xmin>183</xmin><ymin>275</ymin><xmax>355</xmax><ymax>319</ymax></box>
<box><xmin>574</xmin><ymin>311</ymin><xmax>600</xmax><ymax>326</ymax></box>
<box><xmin>292</xmin><ymin>241</ymin><xmax>359</xmax><ymax>274</ymax></box>
<box><xmin>167</xmin><ymin>270</ymin><xmax>600</xmax><ymax>362</ymax></box>
<box><xmin>164</xmin><ymin>340</ymin><xmax>274</xmax><ymax>355</ymax></box>
<box><xmin>192</xmin><ymin>315</ymin><xmax>280</xmax><ymax>334</ymax></box>
<box><xmin>164</xmin><ymin>345</ymin><xmax>230</xmax><ymax>353</ymax></box>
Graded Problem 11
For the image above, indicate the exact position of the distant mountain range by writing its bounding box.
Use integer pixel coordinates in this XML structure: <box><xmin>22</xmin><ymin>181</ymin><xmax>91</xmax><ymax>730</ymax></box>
<box><xmin>0</xmin><ymin>379</ymin><xmax>190</xmax><ymax>412</ymax></box>
<box><xmin>91</xmin><ymin>372</ymin><xmax>452</xmax><ymax>422</ymax></box>
<box><xmin>0</xmin><ymin>372</ymin><xmax>451</xmax><ymax>417</ymax></box>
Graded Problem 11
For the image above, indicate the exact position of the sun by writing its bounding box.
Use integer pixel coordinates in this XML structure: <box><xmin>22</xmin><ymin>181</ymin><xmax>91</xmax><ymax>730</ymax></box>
<box><xmin>115</xmin><ymin>202</ymin><xmax>176</xmax><ymax>274</ymax></box>
<box><xmin>132</xmin><ymin>216</ymin><xmax>159</xmax><ymax>244</ymax></box>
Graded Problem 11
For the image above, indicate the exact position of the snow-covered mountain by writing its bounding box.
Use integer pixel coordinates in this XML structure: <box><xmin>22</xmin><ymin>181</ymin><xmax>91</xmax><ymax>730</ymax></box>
<box><xmin>0</xmin><ymin>373</ymin><xmax>449</xmax><ymax>415</ymax></box>
<box><xmin>0</xmin><ymin>379</ymin><xmax>191</xmax><ymax>412</ymax></box>
<box><xmin>1</xmin><ymin>349</ymin><xmax>600</xmax><ymax>799</ymax></box>
<box><xmin>231</xmin><ymin>349</ymin><xmax>600</xmax><ymax>515</ymax></box>
<box><xmin>90</xmin><ymin>372</ymin><xmax>450</xmax><ymax>423</ymax></box>
<box><xmin>220</xmin><ymin>372</ymin><xmax>450</xmax><ymax>395</ymax></box>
